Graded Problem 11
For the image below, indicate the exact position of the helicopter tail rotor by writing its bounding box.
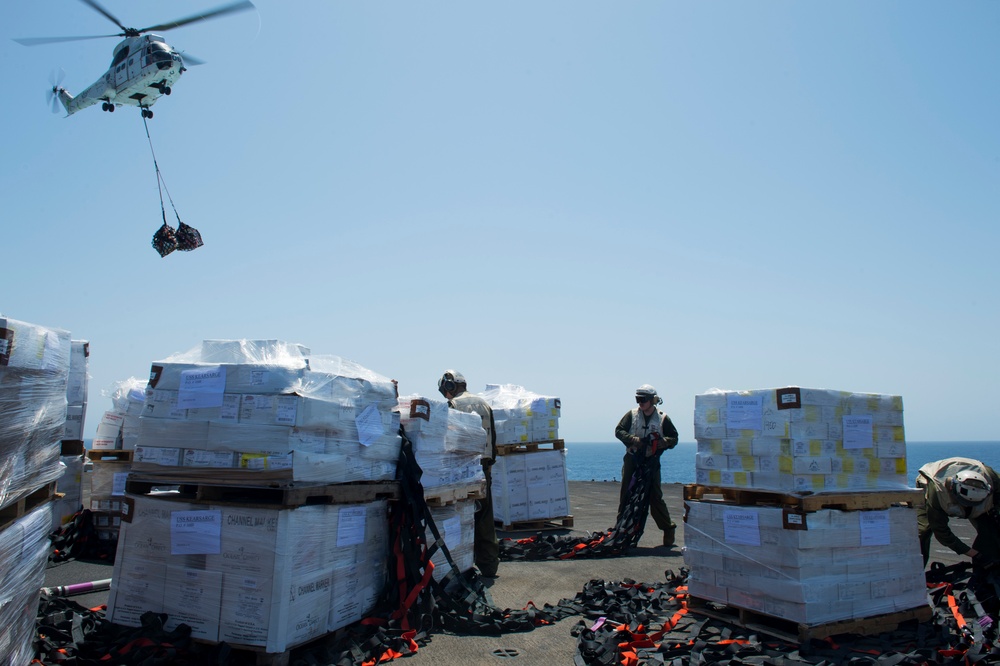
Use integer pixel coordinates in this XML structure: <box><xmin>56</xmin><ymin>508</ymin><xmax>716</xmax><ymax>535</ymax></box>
<box><xmin>47</xmin><ymin>69</ymin><xmax>67</xmax><ymax>114</ymax></box>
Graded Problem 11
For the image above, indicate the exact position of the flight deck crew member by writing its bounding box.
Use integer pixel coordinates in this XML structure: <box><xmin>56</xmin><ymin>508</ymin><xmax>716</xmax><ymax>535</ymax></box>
<box><xmin>615</xmin><ymin>384</ymin><xmax>679</xmax><ymax>547</ymax></box>
<box><xmin>916</xmin><ymin>457</ymin><xmax>1000</xmax><ymax>568</ymax></box>
<box><xmin>438</xmin><ymin>370</ymin><xmax>500</xmax><ymax>579</ymax></box>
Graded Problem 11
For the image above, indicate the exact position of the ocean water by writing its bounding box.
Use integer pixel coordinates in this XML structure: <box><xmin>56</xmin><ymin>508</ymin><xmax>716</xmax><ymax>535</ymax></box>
<box><xmin>565</xmin><ymin>441</ymin><xmax>1000</xmax><ymax>485</ymax></box>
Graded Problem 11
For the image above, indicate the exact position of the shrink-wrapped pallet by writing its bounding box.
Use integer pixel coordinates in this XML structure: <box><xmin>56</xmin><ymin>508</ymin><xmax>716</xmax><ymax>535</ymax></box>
<box><xmin>133</xmin><ymin>340</ymin><xmax>401</xmax><ymax>483</ymax></box>
<box><xmin>480</xmin><ymin>384</ymin><xmax>560</xmax><ymax>445</ymax></box>
<box><xmin>694</xmin><ymin>387</ymin><xmax>908</xmax><ymax>492</ymax></box>
<box><xmin>63</xmin><ymin>339</ymin><xmax>89</xmax><ymax>440</ymax></box>
<box><xmin>398</xmin><ymin>395</ymin><xmax>486</xmax><ymax>491</ymax></box>
<box><xmin>683</xmin><ymin>500</ymin><xmax>927</xmax><ymax>625</ymax></box>
<box><xmin>0</xmin><ymin>316</ymin><xmax>70</xmax><ymax>510</ymax></box>
<box><xmin>425</xmin><ymin>498</ymin><xmax>476</xmax><ymax>581</ymax></box>
<box><xmin>0</xmin><ymin>504</ymin><xmax>53</xmax><ymax>663</ymax></box>
<box><xmin>493</xmin><ymin>449</ymin><xmax>570</xmax><ymax>526</ymax></box>
<box><xmin>107</xmin><ymin>494</ymin><xmax>390</xmax><ymax>652</ymax></box>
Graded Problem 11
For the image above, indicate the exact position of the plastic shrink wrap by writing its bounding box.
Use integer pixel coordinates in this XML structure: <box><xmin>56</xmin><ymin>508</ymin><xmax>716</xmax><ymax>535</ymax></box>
<box><xmin>480</xmin><ymin>384</ymin><xmax>560</xmax><ymax>445</ymax></box>
<box><xmin>493</xmin><ymin>449</ymin><xmax>570</xmax><ymax>525</ymax></box>
<box><xmin>54</xmin><ymin>340</ymin><xmax>90</xmax><ymax>529</ymax></box>
<box><xmin>694</xmin><ymin>387</ymin><xmax>908</xmax><ymax>492</ymax></box>
<box><xmin>683</xmin><ymin>501</ymin><xmax>927</xmax><ymax>625</ymax></box>
<box><xmin>425</xmin><ymin>499</ymin><xmax>476</xmax><ymax>582</ymax></box>
<box><xmin>398</xmin><ymin>395</ymin><xmax>486</xmax><ymax>491</ymax></box>
<box><xmin>0</xmin><ymin>316</ymin><xmax>70</xmax><ymax>510</ymax></box>
<box><xmin>107</xmin><ymin>494</ymin><xmax>389</xmax><ymax>652</ymax></box>
<box><xmin>134</xmin><ymin>340</ymin><xmax>401</xmax><ymax>483</ymax></box>
<box><xmin>0</xmin><ymin>504</ymin><xmax>54</xmax><ymax>664</ymax></box>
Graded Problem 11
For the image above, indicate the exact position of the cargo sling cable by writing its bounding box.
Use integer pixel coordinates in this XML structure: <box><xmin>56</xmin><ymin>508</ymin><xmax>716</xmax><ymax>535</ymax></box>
<box><xmin>141</xmin><ymin>112</ymin><xmax>203</xmax><ymax>257</ymax></box>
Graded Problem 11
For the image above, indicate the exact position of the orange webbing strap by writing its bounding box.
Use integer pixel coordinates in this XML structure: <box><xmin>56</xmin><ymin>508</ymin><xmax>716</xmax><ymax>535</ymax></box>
<box><xmin>944</xmin><ymin>583</ymin><xmax>970</xmax><ymax>634</ymax></box>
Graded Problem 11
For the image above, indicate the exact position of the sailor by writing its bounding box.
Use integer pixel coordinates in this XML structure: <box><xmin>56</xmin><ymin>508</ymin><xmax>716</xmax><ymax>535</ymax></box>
<box><xmin>438</xmin><ymin>370</ymin><xmax>500</xmax><ymax>579</ymax></box>
<box><xmin>614</xmin><ymin>384</ymin><xmax>680</xmax><ymax>547</ymax></box>
<box><xmin>916</xmin><ymin>457</ymin><xmax>1000</xmax><ymax>568</ymax></box>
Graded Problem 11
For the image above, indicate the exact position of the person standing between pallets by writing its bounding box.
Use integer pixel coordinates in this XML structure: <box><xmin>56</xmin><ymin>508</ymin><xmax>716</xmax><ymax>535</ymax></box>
<box><xmin>615</xmin><ymin>384</ymin><xmax>680</xmax><ymax>547</ymax></box>
<box><xmin>438</xmin><ymin>369</ymin><xmax>500</xmax><ymax>579</ymax></box>
<box><xmin>916</xmin><ymin>457</ymin><xmax>1000</xmax><ymax>569</ymax></box>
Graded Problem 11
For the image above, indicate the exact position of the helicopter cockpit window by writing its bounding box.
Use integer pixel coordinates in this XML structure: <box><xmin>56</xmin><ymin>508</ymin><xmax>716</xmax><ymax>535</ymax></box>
<box><xmin>111</xmin><ymin>45</ymin><xmax>129</xmax><ymax>67</ymax></box>
<box><xmin>147</xmin><ymin>42</ymin><xmax>172</xmax><ymax>63</ymax></box>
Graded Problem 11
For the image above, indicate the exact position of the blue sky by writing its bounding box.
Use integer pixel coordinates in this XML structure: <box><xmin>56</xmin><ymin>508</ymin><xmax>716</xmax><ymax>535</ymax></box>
<box><xmin>1</xmin><ymin>1</ymin><xmax>997</xmax><ymax>443</ymax></box>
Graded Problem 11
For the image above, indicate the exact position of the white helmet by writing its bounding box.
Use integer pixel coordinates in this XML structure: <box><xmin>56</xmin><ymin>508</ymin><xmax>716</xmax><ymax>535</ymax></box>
<box><xmin>635</xmin><ymin>384</ymin><xmax>661</xmax><ymax>405</ymax></box>
<box><xmin>953</xmin><ymin>469</ymin><xmax>992</xmax><ymax>505</ymax></box>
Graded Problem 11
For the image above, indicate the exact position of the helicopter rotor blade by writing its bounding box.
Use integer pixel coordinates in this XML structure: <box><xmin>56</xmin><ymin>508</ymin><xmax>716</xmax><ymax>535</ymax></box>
<box><xmin>138</xmin><ymin>1</ymin><xmax>255</xmax><ymax>35</ymax></box>
<box><xmin>49</xmin><ymin>68</ymin><xmax>66</xmax><ymax>88</ymax></box>
<box><xmin>176</xmin><ymin>51</ymin><xmax>206</xmax><ymax>66</ymax></box>
<box><xmin>77</xmin><ymin>0</ymin><xmax>128</xmax><ymax>33</ymax></box>
<box><xmin>14</xmin><ymin>34</ymin><xmax>120</xmax><ymax>46</ymax></box>
<box><xmin>47</xmin><ymin>88</ymin><xmax>62</xmax><ymax>114</ymax></box>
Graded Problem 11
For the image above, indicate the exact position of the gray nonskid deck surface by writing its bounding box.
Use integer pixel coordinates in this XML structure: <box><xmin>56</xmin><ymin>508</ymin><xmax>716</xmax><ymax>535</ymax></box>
<box><xmin>43</xmin><ymin>480</ymin><xmax>969</xmax><ymax>664</ymax></box>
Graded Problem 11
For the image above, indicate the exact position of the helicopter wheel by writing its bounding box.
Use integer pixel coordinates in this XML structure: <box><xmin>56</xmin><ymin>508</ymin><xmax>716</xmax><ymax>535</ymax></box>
<box><xmin>164</xmin><ymin>87</ymin><xmax>171</xmax><ymax>95</ymax></box>
<box><xmin>102</xmin><ymin>102</ymin><xmax>109</xmax><ymax>112</ymax></box>
<box><xmin>141</xmin><ymin>109</ymin><xmax>153</xmax><ymax>119</ymax></box>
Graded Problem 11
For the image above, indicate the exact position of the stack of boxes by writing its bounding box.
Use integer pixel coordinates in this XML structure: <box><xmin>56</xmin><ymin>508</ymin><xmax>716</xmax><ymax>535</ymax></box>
<box><xmin>62</xmin><ymin>340</ymin><xmax>89</xmax><ymax>443</ymax></box>
<box><xmin>108</xmin><ymin>494</ymin><xmax>389</xmax><ymax>651</ymax></box>
<box><xmin>684</xmin><ymin>501</ymin><xmax>927</xmax><ymax>624</ymax></box>
<box><xmin>133</xmin><ymin>342</ymin><xmax>400</xmax><ymax>483</ymax></box>
<box><xmin>107</xmin><ymin>340</ymin><xmax>400</xmax><ymax>653</ymax></box>
<box><xmin>54</xmin><ymin>339</ymin><xmax>90</xmax><ymax>529</ymax></box>
<box><xmin>493</xmin><ymin>449</ymin><xmax>570</xmax><ymax>527</ymax></box>
<box><xmin>482</xmin><ymin>384</ymin><xmax>570</xmax><ymax>527</ymax></box>
<box><xmin>398</xmin><ymin>395</ymin><xmax>487</xmax><ymax>579</ymax></box>
<box><xmin>0</xmin><ymin>316</ymin><xmax>71</xmax><ymax>661</ymax></box>
<box><xmin>685</xmin><ymin>386</ymin><xmax>926</xmax><ymax>627</ymax></box>
<box><xmin>88</xmin><ymin>378</ymin><xmax>146</xmax><ymax>545</ymax></box>
<box><xmin>88</xmin><ymin>448</ymin><xmax>131</xmax><ymax>545</ymax></box>
<box><xmin>483</xmin><ymin>384</ymin><xmax>560</xmax><ymax>445</ymax></box>
<box><xmin>693</xmin><ymin>387</ymin><xmax>907</xmax><ymax>492</ymax></box>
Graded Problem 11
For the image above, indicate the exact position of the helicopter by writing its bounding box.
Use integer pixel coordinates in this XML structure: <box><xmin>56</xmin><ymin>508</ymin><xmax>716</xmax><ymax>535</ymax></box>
<box><xmin>14</xmin><ymin>0</ymin><xmax>255</xmax><ymax>118</ymax></box>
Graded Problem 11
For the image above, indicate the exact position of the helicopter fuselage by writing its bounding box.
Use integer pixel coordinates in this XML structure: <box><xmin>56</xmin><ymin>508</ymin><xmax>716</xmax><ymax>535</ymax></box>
<box><xmin>57</xmin><ymin>34</ymin><xmax>186</xmax><ymax>116</ymax></box>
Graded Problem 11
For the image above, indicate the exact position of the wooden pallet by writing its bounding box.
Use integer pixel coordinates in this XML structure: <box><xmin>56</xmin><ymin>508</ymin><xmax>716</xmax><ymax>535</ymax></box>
<box><xmin>88</xmin><ymin>450</ymin><xmax>134</xmax><ymax>463</ymax></box>
<box><xmin>496</xmin><ymin>515</ymin><xmax>574</xmax><ymax>532</ymax></box>
<box><xmin>687</xmin><ymin>595</ymin><xmax>932</xmax><ymax>643</ymax></box>
<box><xmin>683</xmin><ymin>484</ymin><xmax>924</xmax><ymax>511</ymax></box>
<box><xmin>125</xmin><ymin>477</ymin><xmax>399</xmax><ymax>508</ymax></box>
<box><xmin>425</xmin><ymin>482</ymin><xmax>485</xmax><ymax>507</ymax></box>
<box><xmin>0</xmin><ymin>482</ymin><xmax>56</xmax><ymax>532</ymax></box>
<box><xmin>496</xmin><ymin>439</ymin><xmax>565</xmax><ymax>456</ymax></box>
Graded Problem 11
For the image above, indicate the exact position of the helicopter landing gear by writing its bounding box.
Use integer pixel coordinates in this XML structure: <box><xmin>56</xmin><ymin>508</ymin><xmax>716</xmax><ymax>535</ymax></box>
<box><xmin>102</xmin><ymin>101</ymin><xmax>115</xmax><ymax>112</ymax></box>
<box><xmin>164</xmin><ymin>87</ymin><xmax>171</xmax><ymax>95</ymax></box>
<box><xmin>141</xmin><ymin>108</ymin><xmax>153</xmax><ymax>119</ymax></box>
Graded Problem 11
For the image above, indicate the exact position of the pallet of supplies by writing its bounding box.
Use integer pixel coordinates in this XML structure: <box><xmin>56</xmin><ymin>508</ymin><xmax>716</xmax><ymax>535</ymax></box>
<box><xmin>694</xmin><ymin>387</ymin><xmax>907</xmax><ymax>492</ymax></box>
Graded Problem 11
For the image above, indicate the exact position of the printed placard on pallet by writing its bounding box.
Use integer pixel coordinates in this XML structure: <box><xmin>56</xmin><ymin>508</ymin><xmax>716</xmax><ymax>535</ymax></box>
<box><xmin>687</xmin><ymin>595</ymin><xmax>932</xmax><ymax>643</ymax></box>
